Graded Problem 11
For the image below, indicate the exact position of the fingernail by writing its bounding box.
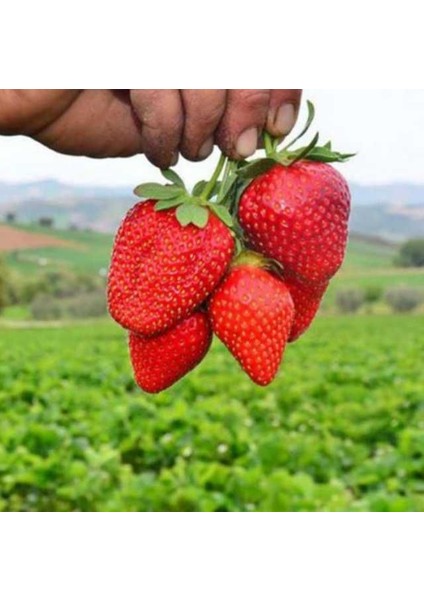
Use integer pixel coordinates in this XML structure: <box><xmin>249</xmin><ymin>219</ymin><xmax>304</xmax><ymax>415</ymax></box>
<box><xmin>198</xmin><ymin>137</ymin><xmax>214</xmax><ymax>159</ymax></box>
<box><xmin>274</xmin><ymin>104</ymin><xmax>296</xmax><ymax>135</ymax></box>
<box><xmin>170</xmin><ymin>151</ymin><xmax>179</xmax><ymax>166</ymax></box>
<box><xmin>236</xmin><ymin>127</ymin><xmax>258</xmax><ymax>158</ymax></box>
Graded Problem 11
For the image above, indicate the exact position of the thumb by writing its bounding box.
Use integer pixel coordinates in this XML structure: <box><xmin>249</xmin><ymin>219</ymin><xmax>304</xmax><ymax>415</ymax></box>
<box><xmin>266</xmin><ymin>89</ymin><xmax>302</xmax><ymax>137</ymax></box>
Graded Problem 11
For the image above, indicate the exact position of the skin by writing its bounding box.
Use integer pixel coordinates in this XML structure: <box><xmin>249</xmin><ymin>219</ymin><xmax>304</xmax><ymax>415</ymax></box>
<box><xmin>0</xmin><ymin>89</ymin><xmax>302</xmax><ymax>168</ymax></box>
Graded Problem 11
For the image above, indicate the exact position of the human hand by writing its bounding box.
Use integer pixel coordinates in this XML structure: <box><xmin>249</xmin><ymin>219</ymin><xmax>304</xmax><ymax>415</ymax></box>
<box><xmin>0</xmin><ymin>89</ymin><xmax>302</xmax><ymax>168</ymax></box>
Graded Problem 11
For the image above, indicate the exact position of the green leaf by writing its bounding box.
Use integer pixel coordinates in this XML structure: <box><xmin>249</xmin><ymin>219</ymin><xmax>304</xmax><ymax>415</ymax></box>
<box><xmin>193</xmin><ymin>180</ymin><xmax>221</xmax><ymax>199</ymax></box>
<box><xmin>237</xmin><ymin>158</ymin><xmax>278</xmax><ymax>180</ymax></box>
<box><xmin>176</xmin><ymin>204</ymin><xmax>209</xmax><ymax>228</ymax></box>
<box><xmin>134</xmin><ymin>183</ymin><xmax>181</xmax><ymax>200</ymax></box>
<box><xmin>306</xmin><ymin>147</ymin><xmax>356</xmax><ymax>163</ymax></box>
<box><xmin>284</xmin><ymin>100</ymin><xmax>315</xmax><ymax>151</ymax></box>
<box><xmin>154</xmin><ymin>198</ymin><xmax>186</xmax><ymax>211</ymax></box>
<box><xmin>191</xmin><ymin>206</ymin><xmax>209</xmax><ymax>228</ymax></box>
<box><xmin>281</xmin><ymin>132</ymin><xmax>320</xmax><ymax>166</ymax></box>
<box><xmin>193</xmin><ymin>181</ymin><xmax>208</xmax><ymax>196</ymax></box>
<box><xmin>210</xmin><ymin>204</ymin><xmax>233</xmax><ymax>228</ymax></box>
<box><xmin>161</xmin><ymin>169</ymin><xmax>185</xmax><ymax>189</ymax></box>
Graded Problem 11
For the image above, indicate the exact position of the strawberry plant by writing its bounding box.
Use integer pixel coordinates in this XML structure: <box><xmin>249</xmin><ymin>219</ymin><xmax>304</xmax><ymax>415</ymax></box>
<box><xmin>0</xmin><ymin>316</ymin><xmax>423</xmax><ymax>512</ymax></box>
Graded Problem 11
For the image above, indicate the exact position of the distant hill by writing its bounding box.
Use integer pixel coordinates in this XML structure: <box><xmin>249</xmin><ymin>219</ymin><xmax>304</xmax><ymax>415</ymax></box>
<box><xmin>0</xmin><ymin>224</ymin><xmax>80</xmax><ymax>252</ymax></box>
<box><xmin>0</xmin><ymin>179</ymin><xmax>134</xmax><ymax>233</ymax></box>
<box><xmin>350</xmin><ymin>203</ymin><xmax>424</xmax><ymax>242</ymax></box>
<box><xmin>350</xmin><ymin>183</ymin><xmax>424</xmax><ymax>206</ymax></box>
<box><xmin>2</xmin><ymin>178</ymin><xmax>423</xmax><ymax>205</ymax></box>
<box><xmin>349</xmin><ymin>182</ymin><xmax>424</xmax><ymax>241</ymax></box>
<box><xmin>2</xmin><ymin>224</ymin><xmax>113</xmax><ymax>275</ymax></box>
<box><xmin>0</xmin><ymin>224</ymin><xmax>399</xmax><ymax>278</ymax></box>
<box><xmin>1</xmin><ymin>178</ymin><xmax>423</xmax><ymax>240</ymax></box>
<box><xmin>0</xmin><ymin>179</ymin><xmax>129</xmax><ymax>202</ymax></box>
<box><xmin>2</xmin><ymin>223</ymin><xmax>424</xmax><ymax>298</ymax></box>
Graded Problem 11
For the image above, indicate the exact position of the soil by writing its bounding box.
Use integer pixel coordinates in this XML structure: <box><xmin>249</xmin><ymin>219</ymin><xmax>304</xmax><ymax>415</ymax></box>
<box><xmin>0</xmin><ymin>225</ymin><xmax>79</xmax><ymax>252</ymax></box>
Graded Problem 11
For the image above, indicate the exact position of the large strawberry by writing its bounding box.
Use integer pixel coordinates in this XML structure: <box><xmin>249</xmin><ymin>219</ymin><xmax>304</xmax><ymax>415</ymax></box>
<box><xmin>234</xmin><ymin>103</ymin><xmax>352</xmax><ymax>342</ymax></box>
<box><xmin>284</xmin><ymin>276</ymin><xmax>328</xmax><ymax>342</ymax></box>
<box><xmin>108</xmin><ymin>200</ymin><xmax>234</xmax><ymax>336</ymax></box>
<box><xmin>238</xmin><ymin>160</ymin><xmax>351</xmax><ymax>285</ymax></box>
<box><xmin>208</xmin><ymin>253</ymin><xmax>294</xmax><ymax>386</ymax></box>
<box><xmin>129</xmin><ymin>311</ymin><xmax>212</xmax><ymax>393</ymax></box>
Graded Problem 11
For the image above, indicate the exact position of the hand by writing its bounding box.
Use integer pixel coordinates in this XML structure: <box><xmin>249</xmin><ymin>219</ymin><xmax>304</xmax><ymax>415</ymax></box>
<box><xmin>0</xmin><ymin>89</ymin><xmax>302</xmax><ymax>168</ymax></box>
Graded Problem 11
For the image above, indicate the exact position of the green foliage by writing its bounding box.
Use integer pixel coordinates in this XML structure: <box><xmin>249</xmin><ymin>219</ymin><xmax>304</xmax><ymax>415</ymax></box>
<box><xmin>396</xmin><ymin>238</ymin><xmax>424</xmax><ymax>268</ymax></box>
<box><xmin>8</xmin><ymin>269</ymin><xmax>105</xmax><ymax>307</ymax></box>
<box><xmin>0</xmin><ymin>256</ymin><xmax>8</xmax><ymax>313</ymax></box>
<box><xmin>0</xmin><ymin>316</ymin><xmax>423</xmax><ymax>512</ymax></box>
<box><xmin>385</xmin><ymin>286</ymin><xmax>424</xmax><ymax>313</ymax></box>
<box><xmin>30</xmin><ymin>294</ymin><xmax>64</xmax><ymax>320</ymax></box>
<box><xmin>30</xmin><ymin>290</ymin><xmax>107</xmax><ymax>320</ymax></box>
<box><xmin>335</xmin><ymin>288</ymin><xmax>365</xmax><ymax>314</ymax></box>
<box><xmin>364</xmin><ymin>286</ymin><xmax>383</xmax><ymax>304</ymax></box>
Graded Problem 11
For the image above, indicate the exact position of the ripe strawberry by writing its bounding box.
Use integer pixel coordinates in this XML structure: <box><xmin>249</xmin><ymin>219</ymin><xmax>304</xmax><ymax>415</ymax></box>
<box><xmin>129</xmin><ymin>311</ymin><xmax>212</xmax><ymax>393</ymax></box>
<box><xmin>238</xmin><ymin>161</ymin><xmax>350</xmax><ymax>285</ymax></box>
<box><xmin>284</xmin><ymin>276</ymin><xmax>328</xmax><ymax>342</ymax></box>
<box><xmin>208</xmin><ymin>254</ymin><xmax>295</xmax><ymax>386</ymax></box>
<box><xmin>108</xmin><ymin>201</ymin><xmax>234</xmax><ymax>336</ymax></box>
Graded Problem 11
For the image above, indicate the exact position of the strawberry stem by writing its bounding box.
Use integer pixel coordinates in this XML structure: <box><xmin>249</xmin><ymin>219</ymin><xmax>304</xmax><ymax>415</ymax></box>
<box><xmin>263</xmin><ymin>132</ymin><xmax>276</xmax><ymax>158</ymax></box>
<box><xmin>200</xmin><ymin>153</ymin><xmax>227</xmax><ymax>202</ymax></box>
<box><xmin>216</xmin><ymin>158</ymin><xmax>232</xmax><ymax>204</ymax></box>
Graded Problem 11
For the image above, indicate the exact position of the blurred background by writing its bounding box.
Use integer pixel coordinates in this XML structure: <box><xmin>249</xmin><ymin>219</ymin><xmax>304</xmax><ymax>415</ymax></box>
<box><xmin>0</xmin><ymin>90</ymin><xmax>423</xmax><ymax>511</ymax></box>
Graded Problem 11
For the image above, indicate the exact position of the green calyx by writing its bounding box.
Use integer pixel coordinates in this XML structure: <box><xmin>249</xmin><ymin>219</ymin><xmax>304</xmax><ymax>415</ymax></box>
<box><xmin>133</xmin><ymin>178</ymin><xmax>211</xmax><ymax>229</ymax></box>
<box><xmin>232</xmin><ymin>250</ymin><xmax>268</xmax><ymax>269</ymax></box>
<box><xmin>237</xmin><ymin>100</ymin><xmax>356</xmax><ymax>180</ymax></box>
<box><xmin>133</xmin><ymin>157</ymin><xmax>235</xmax><ymax>230</ymax></box>
<box><xmin>231</xmin><ymin>250</ymin><xmax>275</xmax><ymax>271</ymax></box>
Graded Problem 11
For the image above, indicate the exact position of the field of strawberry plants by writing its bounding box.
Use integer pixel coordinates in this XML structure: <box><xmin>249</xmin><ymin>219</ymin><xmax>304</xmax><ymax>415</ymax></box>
<box><xmin>0</xmin><ymin>314</ymin><xmax>423</xmax><ymax>512</ymax></box>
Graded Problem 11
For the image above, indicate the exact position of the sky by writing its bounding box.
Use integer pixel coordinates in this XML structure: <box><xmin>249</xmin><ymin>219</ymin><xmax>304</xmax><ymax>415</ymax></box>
<box><xmin>0</xmin><ymin>89</ymin><xmax>424</xmax><ymax>189</ymax></box>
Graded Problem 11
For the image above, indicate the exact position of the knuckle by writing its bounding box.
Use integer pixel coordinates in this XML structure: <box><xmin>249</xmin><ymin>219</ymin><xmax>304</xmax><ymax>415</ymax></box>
<box><xmin>131</xmin><ymin>90</ymin><xmax>182</xmax><ymax>128</ymax></box>
<box><xmin>184</xmin><ymin>90</ymin><xmax>225</xmax><ymax>129</ymax></box>
<box><xmin>235</xmin><ymin>89</ymin><xmax>270</xmax><ymax>112</ymax></box>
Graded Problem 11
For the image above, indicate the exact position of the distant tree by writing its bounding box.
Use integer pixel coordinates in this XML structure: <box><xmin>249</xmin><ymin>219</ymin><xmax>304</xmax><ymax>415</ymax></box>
<box><xmin>39</xmin><ymin>217</ymin><xmax>54</xmax><ymax>228</ymax></box>
<box><xmin>335</xmin><ymin>288</ymin><xmax>365</xmax><ymax>314</ymax></box>
<box><xmin>5</xmin><ymin>212</ymin><xmax>16</xmax><ymax>224</ymax></box>
<box><xmin>30</xmin><ymin>290</ymin><xmax>107</xmax><ymax>321</ymax></box>
<box><xmin>364</xmin><ymin>285</ymin><xmax>383</xmax><ymax>304</ymax></box>
<box><xmin>0</xmin><ymin>256</ymin><xmax>8</xmax><ymax>314</ymax></box>
<box><xmin>396</xmin><ymin>238</ymin><xmax>424</xmax><ymax>268</ymax></box>
<box><xmin>385</xmin><ymin>286</ymin><xmax>424</xmax><ymax>313</ymax></box>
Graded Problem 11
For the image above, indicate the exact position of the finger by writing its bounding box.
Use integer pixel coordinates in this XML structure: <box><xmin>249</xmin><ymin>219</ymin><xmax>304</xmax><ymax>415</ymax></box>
<box><xmin>129</xmin><ymin>89</ymin><xmax>184</xmax><ymax>168</ymax></box>
<box><xmin>180</xmin><ymin>90</ymin><xmax>227</xmax><ymax>161</ymax></box>
<box><xmin>0</xmin><ymin>90</ymin><xmax>80</xmax><ymax>135</ymax></box>
<box><xmin>266</xmin><ymin>89</ymin><xmax>302</xmax><ymax>137</ymax></box>
<box><xmin>215</xmin><ymin>89</ymin><xmax>271</xmax><ymax>159</ymax></box>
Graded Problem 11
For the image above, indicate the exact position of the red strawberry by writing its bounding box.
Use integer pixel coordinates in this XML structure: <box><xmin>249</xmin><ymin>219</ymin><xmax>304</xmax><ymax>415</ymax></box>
<box><xmin>238</xmin><ymin>161</ymin><xmax>350</xmax><ymax>285</ymax></box>
<box><xmin>208</xmin><ymin>254</ymin><xmax>294</xmax><ymax>386</ymax></box>
<box><xmin>129</xmin><ymin>311</ymin><xmax>212</xmax><ymax>393</ymax></box>
<box><xmin>108</xmin><ymin>201</ymin><xmax>234</xmax><ymax>336</ymax></box>
<box><xmin>284</xmin><ymin>276</ymin><xmax>328</xmax><ymax>342</ymax></box>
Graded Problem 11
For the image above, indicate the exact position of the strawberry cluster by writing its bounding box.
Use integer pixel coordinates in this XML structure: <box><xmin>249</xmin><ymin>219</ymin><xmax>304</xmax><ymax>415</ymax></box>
<box><xmin>108</xmin><ymin>102</ymin><xmax>352</xmax><ymax>393</ymax></box>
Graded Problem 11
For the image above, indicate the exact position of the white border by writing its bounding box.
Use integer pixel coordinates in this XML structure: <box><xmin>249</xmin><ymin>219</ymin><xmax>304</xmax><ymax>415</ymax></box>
<box><xmin>1</xmin><ymin>1</ymin><xmax>424</xmax><ymax>86</ymax></box>
<box><xmin>0</xmin><ymin>515</ymin><xmax>422</xmax><ymax>599</ymax></box>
